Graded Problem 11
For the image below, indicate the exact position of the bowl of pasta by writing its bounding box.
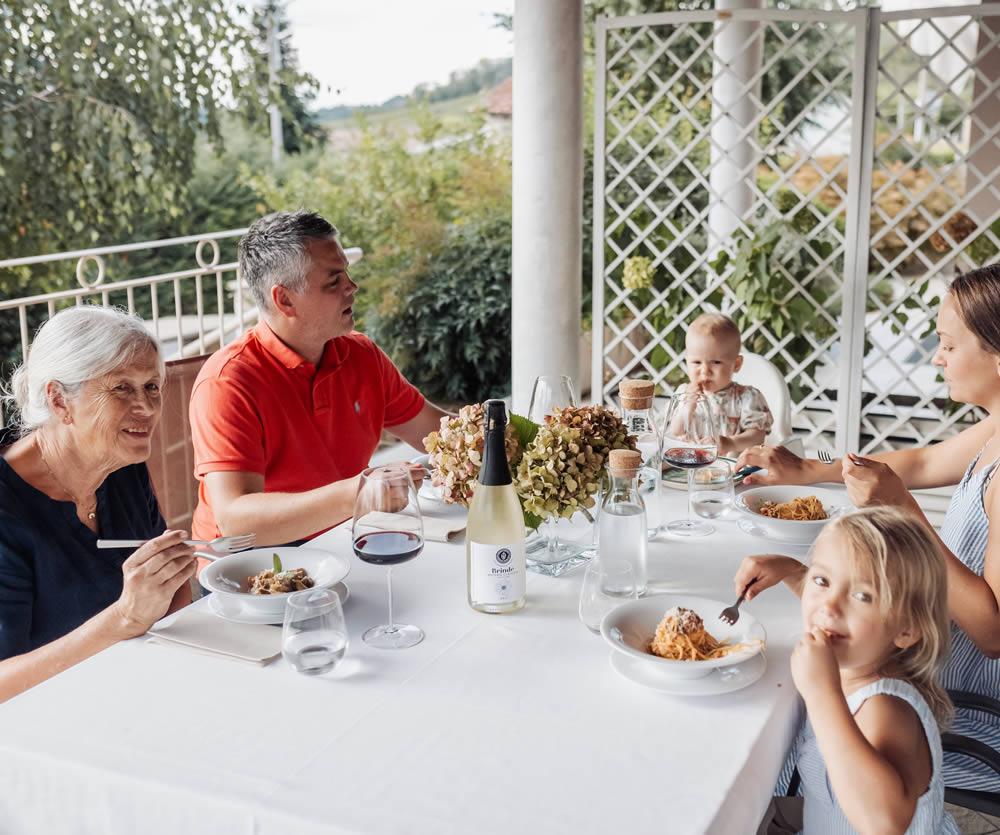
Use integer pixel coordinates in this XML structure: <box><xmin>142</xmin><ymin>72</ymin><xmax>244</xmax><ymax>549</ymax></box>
<box><xmin>199</xmin><ymin>547</ymin><xmax>351</xmax><ymax>617</ymax></box>
<box><xmin>600</xmin><ymin>595</ymin><xmax>766</xmax><ymax>679</ymax></box>
<box><xmin>735</xmin><ymin>485</ymin><xmax>848</xmax><ymax>544</ymax></box>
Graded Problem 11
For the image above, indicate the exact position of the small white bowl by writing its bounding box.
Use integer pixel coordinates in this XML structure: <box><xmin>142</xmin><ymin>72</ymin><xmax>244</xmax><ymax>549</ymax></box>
<box><xmin>199</xmin><ymin>547</ymin><xmax>351</xmax><ymax>617</ymax></box>
<box><xmin>600</xmin><ymin>595</ymin><xmax>766</xmax><ymax>680</ymax></box>
<box><xmin>735</xmin><ymin>485</ymin><xmax>849</xmax><ymax>544</ymax></box>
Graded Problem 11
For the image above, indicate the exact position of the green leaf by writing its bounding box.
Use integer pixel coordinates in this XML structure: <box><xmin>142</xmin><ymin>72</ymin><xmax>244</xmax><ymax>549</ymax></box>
<box><xmin>509</xmin><ymin>413</ymin><xmax>540</xmax><ymax>450</ymax></box>
<box><xmin>522</xmin><ymin>509</ymin><xmax>545</xmax><ymax>531</ymax></box>
<box><xmin>273</xmin><ymin>553</ymin><xmax>282</xmax><ymax>573</ymax></box>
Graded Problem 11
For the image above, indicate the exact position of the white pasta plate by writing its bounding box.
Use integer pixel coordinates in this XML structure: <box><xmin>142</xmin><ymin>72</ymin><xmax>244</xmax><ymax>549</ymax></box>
<box><xmin>199</xmin><ymin>547</ymin><xmax>351</xmax><ymax>618</ymax></box>
<box><xmin>735</xmin><ymin>485</ymin><xmax>850</xmax><ymax>544</ymax></box>
<box><xmin>601</xmin><ymin>594</ymin><xmax>766</xmax><ymax>680</ymax></box>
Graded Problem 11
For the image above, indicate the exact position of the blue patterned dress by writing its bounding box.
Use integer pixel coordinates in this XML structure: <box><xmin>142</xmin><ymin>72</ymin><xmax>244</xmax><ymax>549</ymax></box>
<box><xmin>938</xmin><ymin>448</ymin><xmax>1000</xmax><ymax>792</ymax></box>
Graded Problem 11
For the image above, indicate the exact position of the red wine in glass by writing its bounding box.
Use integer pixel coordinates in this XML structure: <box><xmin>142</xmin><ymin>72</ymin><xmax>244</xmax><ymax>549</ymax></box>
<box><xmin>663</xmin><ymin>447</ymin><xmax>718</xmax><ymax>469</ymax></box>
<box><xmin>353</xmin><ymin>530</ymin><xmax>424</xmax><ymax>566</ymax></box>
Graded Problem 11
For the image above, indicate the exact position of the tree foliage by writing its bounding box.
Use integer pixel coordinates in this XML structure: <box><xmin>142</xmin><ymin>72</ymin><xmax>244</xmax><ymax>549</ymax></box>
<box><xmin>0</xmin><ymin>0</ymin><xmax>248</xmax><ymax>263</ymax></box>
<box><xmin>238</xmin><ymin>0</ymin><xmax>325</xmax><ymax>154</ymax></box>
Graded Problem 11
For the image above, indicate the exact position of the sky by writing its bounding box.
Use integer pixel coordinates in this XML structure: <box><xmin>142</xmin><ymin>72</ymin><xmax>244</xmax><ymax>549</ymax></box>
<box><xmin>285</xmin><ymin>0</ymin><xmax>514</xmax><ymax>108</ymax></box>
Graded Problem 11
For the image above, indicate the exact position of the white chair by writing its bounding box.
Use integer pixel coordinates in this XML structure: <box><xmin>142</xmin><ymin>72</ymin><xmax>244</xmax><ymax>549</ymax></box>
<box><xmin>731</xmin><ymin>351</ymin><xmax>797</xmax><ymax>450</ymax></box>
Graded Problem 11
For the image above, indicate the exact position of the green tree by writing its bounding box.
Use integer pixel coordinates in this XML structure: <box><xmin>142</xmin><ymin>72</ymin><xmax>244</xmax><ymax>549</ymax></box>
<box><xmin>0</xmin><ymin>0</ymin><xmax>248</xmax><ymax>264</ymax></box>
<box><xmin>240</xmin><ymin>0</ymin><xmax>325</xmax><ymax>154</ymax></box>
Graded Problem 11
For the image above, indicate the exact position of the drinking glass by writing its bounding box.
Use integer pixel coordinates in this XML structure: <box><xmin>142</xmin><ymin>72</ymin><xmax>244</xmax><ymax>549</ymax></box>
<box><xmin>690</xmin><ymin>459</ymin><xmax>735</xmax><ymax>520</ymax></box>
<box><xmin>527</xmin><ymin>374</ymin><xmax>578</xmax><ymax>424</ymax></box>
<box><xmin>282</xmin><ymin>587</ymin><xmax>348</xmax><ymax>676</ymax></box>
<box><xmin>526</xmin><ymin>375</ymin><xmax>592</xmax><ymax>576</ymax></box>
<box><xmin>578</xmin><ymin>559</ymin><xmax>638</xmax><ymax>633</ymax></box>
<box><xmin>661</xmin><ymin>390</ymin><xmax>720</xmax><ymax>537</ymax></box>
<box><xmin>351</xmin><ymin>465</ymin><xmax>425</xmax><ymax>649</ymax></box>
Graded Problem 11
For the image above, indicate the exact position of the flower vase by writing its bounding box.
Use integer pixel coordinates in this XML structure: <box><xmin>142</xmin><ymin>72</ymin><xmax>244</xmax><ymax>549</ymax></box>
<box><xmin>525</xmin><ymin>512</ymin><xmax>595</xmax><ymax>577</ymax></box>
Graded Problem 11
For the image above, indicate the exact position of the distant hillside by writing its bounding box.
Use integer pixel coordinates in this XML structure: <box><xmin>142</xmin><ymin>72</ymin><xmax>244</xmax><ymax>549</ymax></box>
<box><xmin>317</xmin><ymin>57</ymin><xmax>511</xmax><ymax>123</ymax></box>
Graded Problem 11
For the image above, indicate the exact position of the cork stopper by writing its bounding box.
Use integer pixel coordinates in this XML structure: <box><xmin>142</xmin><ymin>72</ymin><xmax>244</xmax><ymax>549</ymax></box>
<box><xmin>608</xmin><ymin>448</ymin><xmax>643</xmax><ymax>477</ymax></box>
<box><xmin>619</xmin><ymin>378</ymin><xmax>655</xmax><ymax>410</ymax></box>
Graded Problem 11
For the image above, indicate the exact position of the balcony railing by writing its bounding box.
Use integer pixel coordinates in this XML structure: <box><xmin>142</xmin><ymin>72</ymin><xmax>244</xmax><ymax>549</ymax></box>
<box><xmin>0</xmin><ymin>229</ymin><xmax>361</xmax><ymax>423</ymax></box>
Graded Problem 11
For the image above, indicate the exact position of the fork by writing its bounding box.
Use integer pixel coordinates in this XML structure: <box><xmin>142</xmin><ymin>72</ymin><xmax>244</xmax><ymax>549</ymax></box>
<box><xmin>817</xmin><ymin>449</ymin><xmax>834</xmax><ymax>464</ymax></box>
<box><xmin>96</xmin><ymin>533</ymin><xmax>256</xmax><ymax>553</ymax></box>
<box><xmin>719</xmin><ymin>579</ymin><xmax>757</xmax><ymax>625</ymax></box>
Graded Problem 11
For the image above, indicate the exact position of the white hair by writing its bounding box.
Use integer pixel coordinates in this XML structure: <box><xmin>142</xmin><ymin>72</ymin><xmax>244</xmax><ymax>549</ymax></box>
<box><xmin>3</xmin><ymin>306</ymin><xmax>164</xmax><ymax>434</ymax></box>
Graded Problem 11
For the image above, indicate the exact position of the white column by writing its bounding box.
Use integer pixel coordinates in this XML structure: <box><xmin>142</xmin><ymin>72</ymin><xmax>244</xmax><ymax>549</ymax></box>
<box><xmin>512</xmin><ymin>0</ymin><xmax>583</xmax><ymax>414</ymax></box>
<box><xmin>708</xmin><ymin>0</ymin><xmax>764</xmax><ymax>254</ymax></box>
<box><xmin>966</xmin><ymin>18</ymin><xmax>1000</xmax><ymax>227</ymax></box>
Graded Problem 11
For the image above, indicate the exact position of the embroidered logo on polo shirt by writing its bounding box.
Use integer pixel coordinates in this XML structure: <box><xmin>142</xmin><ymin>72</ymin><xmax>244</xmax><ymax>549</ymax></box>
<box><xmin>354</xmin><ymin>400</ymin><xmax>361</xmax><ymax>414</ymax></box>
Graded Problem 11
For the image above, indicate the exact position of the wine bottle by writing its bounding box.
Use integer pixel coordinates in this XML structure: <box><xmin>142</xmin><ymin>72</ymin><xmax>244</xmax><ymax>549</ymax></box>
<box><xmin>466</xmin><ymin>399</ymin><xmax>526</xmax><ymax>613</ymax></box>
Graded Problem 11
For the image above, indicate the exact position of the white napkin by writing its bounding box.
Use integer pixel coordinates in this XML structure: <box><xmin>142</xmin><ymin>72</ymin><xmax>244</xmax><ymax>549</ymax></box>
<box><xmin>357</xmin><ymin>511</ymin><xmax>465</xmax><ymax>543</ymax></box>
<box><xmin>147</xmin><ymin>606</ymin><xmax>282</xmax><ymax>665</ymax></box>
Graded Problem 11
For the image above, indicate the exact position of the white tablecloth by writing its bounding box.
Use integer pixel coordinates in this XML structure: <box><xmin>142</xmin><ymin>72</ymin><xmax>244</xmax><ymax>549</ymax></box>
<box><xmin>0</xmin><ymin>488</ymin><xmax>824</xmax><ymax>835</ymax></box>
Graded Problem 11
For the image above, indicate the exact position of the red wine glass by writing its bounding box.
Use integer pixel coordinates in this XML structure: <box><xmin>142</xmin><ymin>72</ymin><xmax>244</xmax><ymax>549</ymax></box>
<box><xmin>351</xmin><ymin>465</ymin><xmax>425</xmax><ymax>649</ymax></box>
<box><xmin>662</xmin><ymin>391</ymin><xmax>719</xmax><ymax>537</ymax></box>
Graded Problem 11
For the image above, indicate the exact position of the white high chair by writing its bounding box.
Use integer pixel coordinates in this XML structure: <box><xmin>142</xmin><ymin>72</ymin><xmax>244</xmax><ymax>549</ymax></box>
<box><xmin>731</xmin><ymin>351</ymin><xmax>800</xmax><ymax>452</ymax></box>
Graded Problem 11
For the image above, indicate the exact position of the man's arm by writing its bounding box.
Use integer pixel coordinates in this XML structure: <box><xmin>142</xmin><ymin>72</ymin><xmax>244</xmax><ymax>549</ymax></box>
<box><xmin>387</xmin><ymin>400</ymin><xmax>451</xmax><ymax>452</ymax></box>
<box><xmin>205</xmin><ymin>471</ymin><xmax>361</xmax><ymax>546</ymax></box>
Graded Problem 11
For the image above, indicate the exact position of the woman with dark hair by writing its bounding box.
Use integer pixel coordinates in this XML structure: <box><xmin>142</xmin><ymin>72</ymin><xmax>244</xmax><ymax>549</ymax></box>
<box><xmin>736</xmin><ymin>263</ymin><xmax>1000</xmax><ymax>793</ymax></box>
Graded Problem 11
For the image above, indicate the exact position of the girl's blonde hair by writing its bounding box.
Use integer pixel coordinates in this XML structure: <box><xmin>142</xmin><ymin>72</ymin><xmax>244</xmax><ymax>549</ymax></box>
<box><xmin>822</xmin><ymin>506</ymin><xmax>952</xmax><ymax>725</ymax></box>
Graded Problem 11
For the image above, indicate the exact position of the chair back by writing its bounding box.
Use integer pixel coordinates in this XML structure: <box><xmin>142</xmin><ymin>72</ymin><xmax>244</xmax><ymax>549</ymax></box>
<box><xmin>731</xmin><ymin>351</ymin><xmax>793</xmax><ymax>446</ymax></box>
<box><xmin>147</xmin><ymin>355</ymin><xmax>209</xmax><ymax>531</ymax></box>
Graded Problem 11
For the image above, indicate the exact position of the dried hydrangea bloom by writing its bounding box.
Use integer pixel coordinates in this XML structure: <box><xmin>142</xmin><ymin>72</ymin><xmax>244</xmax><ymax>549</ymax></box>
<box><xmin>515</xmin><ymin>422</ymin><xmax>605</xmax><ymax>519</ymax></box>
<box><xmin>423</xmin><ymin>403</ymin><xmax>521</xmax><ymax>507</ymax></box>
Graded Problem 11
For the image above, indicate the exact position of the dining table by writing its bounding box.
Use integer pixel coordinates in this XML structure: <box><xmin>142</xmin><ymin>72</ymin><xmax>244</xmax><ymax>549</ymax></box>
<box><xmin>0</xmin><ymin>482</ymin><xmax>828</xmax><ymax>835</ymax></box>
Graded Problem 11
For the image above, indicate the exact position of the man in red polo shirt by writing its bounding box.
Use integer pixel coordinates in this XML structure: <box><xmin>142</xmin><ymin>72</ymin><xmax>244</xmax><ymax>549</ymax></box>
<box><xmin>189</xmin><ymin>211</ymin><xmax>448</xmax><ymax>545</ymax></box>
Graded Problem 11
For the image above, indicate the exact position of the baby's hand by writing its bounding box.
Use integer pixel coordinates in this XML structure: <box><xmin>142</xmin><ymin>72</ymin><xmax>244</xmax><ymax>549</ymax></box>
<box><xmin>791</xmin><ymin>627</ymin><xmax>841</xmax><ymax>701</ymax></box>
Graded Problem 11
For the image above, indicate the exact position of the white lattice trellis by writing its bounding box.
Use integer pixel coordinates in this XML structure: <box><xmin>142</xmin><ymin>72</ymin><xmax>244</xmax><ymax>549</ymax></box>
<box><xmin>593</xmin><ymin>4</ymin><xmax>1000</xmax><ymax>454</ymax></box>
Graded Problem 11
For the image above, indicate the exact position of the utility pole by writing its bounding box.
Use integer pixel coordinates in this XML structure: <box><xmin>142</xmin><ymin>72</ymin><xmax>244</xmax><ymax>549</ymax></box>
<box><xmin>267</xmin><ymin>2</ymin><xmax>283</xmax><ymax>167</ymax></box>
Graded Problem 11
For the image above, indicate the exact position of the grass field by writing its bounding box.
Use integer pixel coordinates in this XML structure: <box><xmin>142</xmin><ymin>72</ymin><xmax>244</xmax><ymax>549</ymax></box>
<box><xmin>321</xmin><ymin>92</ymin><xmax>485</xmax><ymax>133</ymax></box>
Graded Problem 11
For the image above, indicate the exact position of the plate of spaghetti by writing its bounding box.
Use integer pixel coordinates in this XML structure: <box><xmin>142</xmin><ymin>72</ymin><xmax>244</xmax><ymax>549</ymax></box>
<box><xmin>735</xmin><ymin>485</ymin><xmax>849</xmax><ymax>544</ymax></box>
<box><xmin>600</xmin><ymin>595</ymin><xmax>766</xmax><ymax>679</ymax></box>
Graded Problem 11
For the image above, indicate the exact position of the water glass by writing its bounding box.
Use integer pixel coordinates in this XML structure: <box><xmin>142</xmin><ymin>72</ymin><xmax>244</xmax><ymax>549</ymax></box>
<box><xmin>282</xmin><ymin>587</ymin><xmax>348</xmax><ymax>676</ymax></box>
<box><xmin>690</xmin><ymin>459</ymin><xmax>735</xmax><ymax>520</ymax></box>
<box><xmin>579</xmin><ymin>559</ymin><xmax>639</xmax><ymax>634</ymax></box>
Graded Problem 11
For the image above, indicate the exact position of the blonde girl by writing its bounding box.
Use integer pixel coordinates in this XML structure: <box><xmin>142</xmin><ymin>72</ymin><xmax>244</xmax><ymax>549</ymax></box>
<box><xmin>741</xmin><ymin>507</ymin><xmax>958</xmax><ymax>834</ymax></box>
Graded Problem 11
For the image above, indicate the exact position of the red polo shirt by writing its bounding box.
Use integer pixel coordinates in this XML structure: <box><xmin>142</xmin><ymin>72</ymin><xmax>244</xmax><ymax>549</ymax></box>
<box><xmin>189</xmin><ymin>323</ymin><xmax>424</xmax><ymax>540</ymax></box>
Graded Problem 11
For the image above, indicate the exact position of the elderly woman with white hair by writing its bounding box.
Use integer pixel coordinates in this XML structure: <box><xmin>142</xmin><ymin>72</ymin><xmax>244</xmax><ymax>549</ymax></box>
<box><xmin>0</xmin><ymin>306</ymin><xmax>196</xmax><ymax>701</ymax></box>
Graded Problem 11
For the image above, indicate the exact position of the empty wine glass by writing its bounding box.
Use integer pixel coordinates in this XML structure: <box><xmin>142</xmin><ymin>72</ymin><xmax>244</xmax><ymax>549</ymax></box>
<box><xmin>578</xmin><ymin>559</ymin><xmax>638</xmax><ymax>633</ymax></box>
<box><xmin>527</xmin><ymin>374</ymin><xmax>578</xmax><ymax>424</ymax></box>
<box><xmin>690</xmin><ymin>459</ymin><xmax>735</xmax><ymax>520</ymax></box>
<box><xmin>351</xmin><ymin>465</ymin><xmax>424</xmax><ymax>649</ymax></box>
<box><xmin>526</xmin><ymin>375</ymin><xmax>591</xmax><ymax>575</ymax></box>
<box><xmin>662</xmin><ymin>390</ymin><xmax>720</xmax><ymax>537</ymax></box>
<box><xmin>282</xmin><ymin>587</ymin><xmax>348</xmax><ymax>676</ymax></box>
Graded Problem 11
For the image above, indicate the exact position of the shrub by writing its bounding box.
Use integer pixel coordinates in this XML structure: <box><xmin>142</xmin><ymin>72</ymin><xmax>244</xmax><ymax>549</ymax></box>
<box><xmin>368</xmin><ymin>217</ymin><xmax>512</xmax><ymax>403</ymax></box>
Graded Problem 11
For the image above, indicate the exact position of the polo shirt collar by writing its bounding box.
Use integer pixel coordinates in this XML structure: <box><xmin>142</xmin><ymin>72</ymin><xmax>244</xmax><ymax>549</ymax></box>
<box><xmin>255</xmin><ymin>322</ymin><xmax>313</xmax><ymax>370</ymax></box>
<box><xmin>254</xmin><ymin>322</ymin><xmax>353</xmax><ymax>373</ymax></box>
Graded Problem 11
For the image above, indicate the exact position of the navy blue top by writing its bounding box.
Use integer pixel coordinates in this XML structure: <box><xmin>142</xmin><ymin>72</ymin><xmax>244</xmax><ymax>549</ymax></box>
<box><xmin>0</xmin><ymin>451</ymin><xmax>165</xmax><ymax>660</ymax></box>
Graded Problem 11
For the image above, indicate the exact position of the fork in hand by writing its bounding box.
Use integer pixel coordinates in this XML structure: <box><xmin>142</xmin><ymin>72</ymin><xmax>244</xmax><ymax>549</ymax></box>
<box><xmin>96</xmin><ymin>533</ymin><xmax>256</xmax><ymax>554</ymax></box>
<box><xmin>719</xmin><ymin>579</ymin><xmax>757</xmax><ymax>625</ymax></box>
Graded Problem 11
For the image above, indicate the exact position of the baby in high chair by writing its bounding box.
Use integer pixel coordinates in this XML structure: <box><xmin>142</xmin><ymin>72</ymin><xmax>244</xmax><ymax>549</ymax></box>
<box><xmin>677</xmin><ymin>313</ymin><xmax>774</xmax><ymax>456</ymax></box>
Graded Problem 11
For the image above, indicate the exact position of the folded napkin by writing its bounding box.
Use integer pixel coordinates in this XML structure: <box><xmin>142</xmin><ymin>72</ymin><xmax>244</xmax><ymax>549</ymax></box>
<box><xmin>357</xmin><ymin>510</ymin><xmax>465</xmax><ymax>543</ymax></box>
<box><xmin>147</xmin><ymin>606</ymin><xmax>282</xmax><ymax>665</ymax></box>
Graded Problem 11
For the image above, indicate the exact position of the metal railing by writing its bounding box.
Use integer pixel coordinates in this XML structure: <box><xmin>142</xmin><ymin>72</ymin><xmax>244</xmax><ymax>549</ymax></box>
<box><xmin>0</xmin><ymin>230</ymin><xmax>362</xmax><ymax>423</ymax></box>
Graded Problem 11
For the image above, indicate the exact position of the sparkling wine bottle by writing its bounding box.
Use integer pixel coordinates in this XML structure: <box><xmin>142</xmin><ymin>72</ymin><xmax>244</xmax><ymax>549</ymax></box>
<box><xmin>466</xmin><ymin>400</ymin><xmax>526</xmax><ymax>613</ymax></box>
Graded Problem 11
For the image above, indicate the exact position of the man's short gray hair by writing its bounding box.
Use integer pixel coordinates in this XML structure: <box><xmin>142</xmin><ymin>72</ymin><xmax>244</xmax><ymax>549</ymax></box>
<box><xmin>238</xmin><ymin>211</ymin><xmax>339</xmax><ymax>310</ymax></box>
<box><xmin>4</xmin><ymin>306</ymin><xmax>164</xmax><ymax>434</ymax></box>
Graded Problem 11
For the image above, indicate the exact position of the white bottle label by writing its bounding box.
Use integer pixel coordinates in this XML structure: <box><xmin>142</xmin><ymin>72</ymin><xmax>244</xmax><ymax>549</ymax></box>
<box><xmin>470</xmin><ymin>541</ymin><xmax>525</xmax><ymax>605</ymax></box>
